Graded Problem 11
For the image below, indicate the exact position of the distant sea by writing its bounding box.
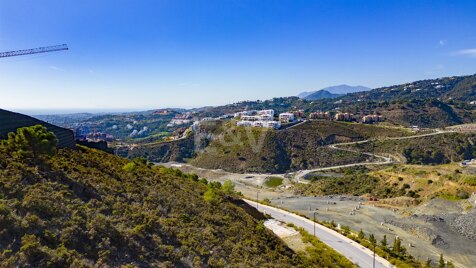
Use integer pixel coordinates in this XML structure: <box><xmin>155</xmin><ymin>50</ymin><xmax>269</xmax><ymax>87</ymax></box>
<box><xmin>11</xmin><ymin>109</ymin><xmax>144</xmax><ymax>116</ymax></box>
<box><xmin>9</xmin><ymin>106</ymin><xmax>196</xmax><ymax>116</ymax></box>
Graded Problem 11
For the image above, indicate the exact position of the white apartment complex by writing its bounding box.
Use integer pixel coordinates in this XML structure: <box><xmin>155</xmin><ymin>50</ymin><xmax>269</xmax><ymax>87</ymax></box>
<box><xmin>279</xmin><ymin>112</ymin><xmax>295</xmax><ymax>123</ymax></box>
<box><xmin>235</xmin><ymin>109</ymin><xmax>281</xmax><ymax>129</ymax></box>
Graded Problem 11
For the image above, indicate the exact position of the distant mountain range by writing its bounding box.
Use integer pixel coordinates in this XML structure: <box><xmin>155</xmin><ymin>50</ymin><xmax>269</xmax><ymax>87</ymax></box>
<box><xmin>298</xmin><ymin>85</ymin><xmax>371</xmax><ymax>100</ymax></box>
<box><xmin>300</xmin><ymin>90</ymin><xmax>343</xmax><ymax>100</ymax></box>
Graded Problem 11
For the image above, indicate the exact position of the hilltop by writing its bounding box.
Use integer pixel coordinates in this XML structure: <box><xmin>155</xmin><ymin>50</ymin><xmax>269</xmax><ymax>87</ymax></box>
<box><xmin>298</xmin><ymin>85</ymin><xmax>370</xmax><ymax>99</ymax></box>
<box><xmin>301</xmin><ymin>90</ymin><xmax>343</xmax><ymax>100</ymax></box>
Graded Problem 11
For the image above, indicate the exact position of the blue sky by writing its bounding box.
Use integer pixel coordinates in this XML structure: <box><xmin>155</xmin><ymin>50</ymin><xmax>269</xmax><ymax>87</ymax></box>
<box><xmin>1</xmin><ymin>0</ymin><xmax>476</xmax><ymax>113</ymax></box>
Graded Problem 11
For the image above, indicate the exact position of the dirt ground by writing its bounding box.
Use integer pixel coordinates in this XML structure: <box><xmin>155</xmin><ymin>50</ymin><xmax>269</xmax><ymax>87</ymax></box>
<box><xmin>160</xmin><ymin>162</ymin><xmax>476</xmax><ymax>267</ymax></box>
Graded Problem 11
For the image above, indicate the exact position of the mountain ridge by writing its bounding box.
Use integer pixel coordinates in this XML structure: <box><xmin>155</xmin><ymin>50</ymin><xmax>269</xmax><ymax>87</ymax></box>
<box><xmin>298</xmin><ymin>84</ymin><xmax>370</xmax><ymax>98</ymax></box>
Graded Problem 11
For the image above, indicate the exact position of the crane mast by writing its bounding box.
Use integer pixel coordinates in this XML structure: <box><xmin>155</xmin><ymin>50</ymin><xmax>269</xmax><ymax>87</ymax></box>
<box><xmin>0</xmin><ymin>44</ymin><xmax>68</xmax><ymax>58</ymax></box>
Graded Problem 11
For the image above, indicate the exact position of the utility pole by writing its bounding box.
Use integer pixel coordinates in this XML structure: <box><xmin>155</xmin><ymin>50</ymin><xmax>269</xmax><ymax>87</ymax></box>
<box><xmin>313</xmin><ymin>211</ymin><xmax>318</xmax><ymax>236</ymax></box>
<box><xmin>256</xmin><ymin>191</ymin><xmax>259</xmax><ymax>209</ymax></box>
<box><xmin>373</xmin><ymin>243</ymin><xmax>376</xmax><ymax>268</ymax></box>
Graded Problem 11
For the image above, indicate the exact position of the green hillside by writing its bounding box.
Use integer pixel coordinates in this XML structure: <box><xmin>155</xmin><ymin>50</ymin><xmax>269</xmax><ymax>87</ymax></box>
<box><xmin>125</xmin><ymin>135</ymin><xmax>196</xmax><ymax>162</ymax></box>
<box><xmin>189</xmin><ymin>121</ymin><xmax>409</xmax><ymax>173</ymax></box>
<box><xmin>194</xmin><ymin>74</ymin><xmax>476</xmax><ymax>128</ymax></box>
<box><xmin>0</xmin><ymin>128</ymin><xmax>308</xmax><ymax>267</ymax></box>
<box><xmin>123</xmin><ymin>121</ymin><xmax>411</xmax><ymax>173</ymax></box>
<box><xmin>344</xmin><ymin>133</ymin><xmax>476</xmax><ymax>164</ymax></box>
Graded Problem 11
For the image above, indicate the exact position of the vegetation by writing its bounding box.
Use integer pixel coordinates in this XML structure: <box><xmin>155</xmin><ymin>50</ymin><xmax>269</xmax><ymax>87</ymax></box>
<box><xmin>295</xmin><ymin>227</ymin><xmax>356</xmax><ymax>267</ymax></box>
<box><xmin>0</xmin><ymin>126</ymin><xmax>318</xmax><ymax>267</ymax></box>
<box><xmin>188</xmin><ymin>121</ymin><xmax>403</xmax><ymax>173</ymax></box>
<box><xmin>264</xmin><ymin>177</ymin><xmax>283</xmax><ymax>188</ymax></box>
<box><xmin>124</xmin><ymin>134</ymin><xmax>196</xmax><ymax>163</ymax></box>
<box><xmin>295</xmin><ymin>164</ymin><xmax>476</xmax><ymax>203</ymax></box>
<box><xmin>345</xmin><ymin>133</ymin><xmax>476</xmax><ymax>165</ymax></box>
<box><xmin>0</xmin><ymin>109</ymin><xmax>75</xmax><ymax>148</ymax></box>
<box><xmin>1</xmin><ymin>125</ymin><xmax>58</xmax><ymax>163</ymax></box>
<box><xmin>317</xmin><ymin>221</ymin><xmax>427</xmax><ymax>268</ymax></box>
<box><xmin>195</xmin><ymin>74</ymin><xmax>476</xmax><ymax>128</ymax></box>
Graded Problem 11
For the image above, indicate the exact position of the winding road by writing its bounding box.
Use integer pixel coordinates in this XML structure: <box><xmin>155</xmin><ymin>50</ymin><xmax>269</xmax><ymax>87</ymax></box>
<box><xmin>244</xmin><ymin>199</ymin><xmax>393</xmax><ymax>268</ymax></box>
<box><xmin>291</xmin><ymin>129</ymin><xmax>453</xmax><ymax>183</ymax></box>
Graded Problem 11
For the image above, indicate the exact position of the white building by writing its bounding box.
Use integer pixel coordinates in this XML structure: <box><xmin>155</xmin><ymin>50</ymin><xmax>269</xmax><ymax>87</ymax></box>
<box><xmin>257</xmin><ymin>109</ymin><xmax>275</xmax><ymax>117</ymax></box>
<box><xmin>235</xmin><ymin>109</ymin><xmax>280</xmax><ymax>129</ymax></box>
<box><xmin>279</xmin><ymin>113</ymin><xmax>295</xmax><ymax>123</ymax></box>
<box><xmin>237</xmin><ymin>121</ymin><xmax>253</xmax><ymax>127</ymax></box>
<box><xmin>263</xmin><ymin>121</ymin><xmax>281</xmax><ymax>129</ymax></box>
<box><xmin>252</xmin><ymin>121</ymin><xmax>264</xmax><ymax>127</ymax></box>
<box><xmin>259</xmin><ymin>114</ymin><xmax>274</xmax><ymax>121</ymax></box>
<box><xmin>241</xmin><ymin>115</ymin><xmax>261</xmax><ymax>121</ymax></box>
<box><xmin>234</xmin><ymin>110</ymin><xmax>256</xmax><ymax>118</ymax></box>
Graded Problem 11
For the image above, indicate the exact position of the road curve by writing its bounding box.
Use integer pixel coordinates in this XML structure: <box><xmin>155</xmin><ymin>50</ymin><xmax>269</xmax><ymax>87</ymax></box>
<box><xmin>291</xmin><ymin>130</ymin><xmax>453</xmax><ymax>183</ymax></box>
<box><xmin>244</xmin><ymin>199</ymin><xmax>393</xmax><ymax>268</ymax></box>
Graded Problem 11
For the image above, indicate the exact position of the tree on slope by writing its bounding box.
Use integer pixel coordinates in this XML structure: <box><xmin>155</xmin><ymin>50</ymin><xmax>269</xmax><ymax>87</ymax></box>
<box><xmin>1</xmin><ymin>125</ymin><xmax>58</xmax><ymax>163</ymax></box>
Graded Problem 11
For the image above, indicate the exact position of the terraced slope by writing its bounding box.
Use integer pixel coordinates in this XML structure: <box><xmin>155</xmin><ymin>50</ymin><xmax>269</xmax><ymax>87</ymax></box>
<box><xmin>0</xmin><ymin>109</ymin><xmax>75</xmax><ymax>148</ymax></box>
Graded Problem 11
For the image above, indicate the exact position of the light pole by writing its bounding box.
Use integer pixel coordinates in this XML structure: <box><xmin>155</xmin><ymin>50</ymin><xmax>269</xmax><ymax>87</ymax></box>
<box><xmin>256</xmin><ymin>191</ymin><xmax>260</xmax><ymax>209</ymax></box>
<box><xmin>313</xmin><ymin>211</ymin><xmax>318</xmax><ymax>237</ymax></box>
<box><xmin>373</xmin><ymin>243</ymin><xmax>376</xmax><ymax>268</ymax></box>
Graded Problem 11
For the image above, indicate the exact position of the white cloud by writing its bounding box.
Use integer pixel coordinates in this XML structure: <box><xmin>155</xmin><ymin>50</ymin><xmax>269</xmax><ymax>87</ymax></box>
<box><xmin>48</xmin><ymin>65</ymin><xmax>64</xmax><ymax>71</ymax></box>
<box><xmin>454</xmin><ymin>48</ymin><xmax>476</xmax><ymax>58</ymax></box>
<box><xmin>439</xmin><ymin>40</ymin><xmax>447</xmax><ymax>46</ymax></box>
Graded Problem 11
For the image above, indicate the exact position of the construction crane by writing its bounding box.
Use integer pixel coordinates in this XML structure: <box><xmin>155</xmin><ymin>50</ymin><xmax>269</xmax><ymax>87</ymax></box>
<box><xmin>0</xmin><ymin>44</ymin><xmax>68</xmax><ymax>58</ymax></box>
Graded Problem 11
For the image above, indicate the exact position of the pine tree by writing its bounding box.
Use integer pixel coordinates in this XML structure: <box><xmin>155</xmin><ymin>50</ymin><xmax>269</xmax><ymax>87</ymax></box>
<box><xmin>369</xmin><ymin>234</ymin><xmax>376</xmax><ymax>246</ymax></box>
<box><xmin>358</xmin><ymin>229</ymin><xmax>365</xmax><ymax>239</ymax></box>
<box><xmin>393</xmin><ymin>237</ymin><xmax>401</xmax><ymax>254</ymax></box>
<box><xmin>380</xmin><ymin>234</ymin><xmax>388</xmax><ymax>248</ymax></box>
<box><xmin>438</xmin><ymin>253</ymin><xmax>445</xmax><ymax>268</ymax></box>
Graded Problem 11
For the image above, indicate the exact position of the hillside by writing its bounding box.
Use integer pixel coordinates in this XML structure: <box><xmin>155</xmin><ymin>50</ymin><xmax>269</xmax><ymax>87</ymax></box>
<box><xmin>123</xmin><ymin>121</ymin><xmax>412</xmax><ymax>173</ymax></box>
<box><xmin>295</xmin><ymin>163</ymin><xmax>476</xmax><ymax>208</ymax></box>
<box><xmin>0</xmin><ymin>109</ymin><xmax>75</xmax><ymax>148</ymax></box>
<box><xmin>302</xmin><ymin>90</ymin><xmax>343</xmax><ymax>100</ymax></box>
<box><xmin>343</xmin><ymin>132</ymin><xmax>476</xmax><ymax>164</ymax></box>
<box><xmin>194</xmin><ymin>74</ymin><xmax>476</xmax><ymax>128</ymax></box>
<box><xmin>298</xmin><ymin>85</ymin><xmax>370</xmax><ymax>98</ymax></box>
<box><xmin>188</xmin><ymin>121</ymin><xmax>410</xmax><ymax>173</ymax></box>
<box><xmin>332</xmin><ymin>74</ymin><xmax>475</xmax><ymax>103</ymax></box>
<box><xmin>0</xmin><ymin>135</ymin><xmax>307</xmax><ymax>267</ymax></box>
<box><xmin>125</xmin><ymin>135</ymin><xmax>196</xmax><ymax>162</ymax></box>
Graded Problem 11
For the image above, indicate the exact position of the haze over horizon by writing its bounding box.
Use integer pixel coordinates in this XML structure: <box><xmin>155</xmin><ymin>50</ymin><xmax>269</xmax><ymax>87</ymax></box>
<box><xmin>1</xmin><ymin>0</ymin><xmax>476</xmax><ymax>112</ymax></box>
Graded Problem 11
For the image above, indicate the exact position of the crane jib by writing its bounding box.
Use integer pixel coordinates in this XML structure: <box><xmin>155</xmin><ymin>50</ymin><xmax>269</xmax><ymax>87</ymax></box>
<box><xmin>0</xmin><ymin>44</ymin><xmax>69</xmax><ymax>58</ymax></box>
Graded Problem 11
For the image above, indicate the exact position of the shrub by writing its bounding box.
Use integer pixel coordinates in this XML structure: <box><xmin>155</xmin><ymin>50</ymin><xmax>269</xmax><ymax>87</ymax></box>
<box><xmin>203</xmin><ymin>188</ymin><xmax>218</xmax><ymax>203</ymax></box>
<box><xmin>122</xmin><ymin>162</ymin><xmax>137</xmax><ymax>173</ymax></box>
<box><xmin>463</xmin><ymin>176</ymin><xmax>476</xmax><ymax>186</ymax></box>
<box><xmin>221</xmin><ymin>180</ymin><xmax>235</xmax><ymax>194</ymax></box>
<box><xmin>264</xmin><ymin>177</ymin><xmax>283</xmax><ymax>188</ymax></box>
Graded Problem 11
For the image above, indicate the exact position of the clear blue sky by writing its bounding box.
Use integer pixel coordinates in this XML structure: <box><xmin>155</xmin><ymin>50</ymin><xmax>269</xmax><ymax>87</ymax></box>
<box><xmin>1</xmin><ymin>0</ymin><xmax>476</xmax><ymax>113</ymax></box>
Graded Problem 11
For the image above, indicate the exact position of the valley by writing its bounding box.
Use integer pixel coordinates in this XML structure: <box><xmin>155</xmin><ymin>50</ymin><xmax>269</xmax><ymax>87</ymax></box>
<box><xmin>162</xmin><ymin>160</ymin><xmax>476</xmax><ymax>268</ymax></box>
<box><xmin>3</xmin><ymin>2</ymin><xmax>476</xmax><ymax>266</ymax></box>
<box><xmin>3</xmin><ymin>73</ymin><xmax>476</xmax><ymax>267</ymax></box>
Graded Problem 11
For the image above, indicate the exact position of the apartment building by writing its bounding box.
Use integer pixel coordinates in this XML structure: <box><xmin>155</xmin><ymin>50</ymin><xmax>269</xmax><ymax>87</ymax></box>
<box><xmin>279</xmin><ymin>112</ymin><xmax>295</xmax><ymax>123</ymax></box>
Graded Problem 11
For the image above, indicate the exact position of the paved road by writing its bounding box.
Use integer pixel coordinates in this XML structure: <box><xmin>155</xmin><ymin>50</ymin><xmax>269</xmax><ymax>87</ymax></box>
<box><xmin>244</xmin><ymin>199</ymin><xmax>393</xmax><ymax>268</ymax></box>
<box><xmin>292</xmin><ymin>143</ymin><xmax>393</xmax><ymax>183</ymax></box>
<box><xmin>291</xmin><ymin>129</ymin><xmax>453</xmax><ymax>183</ymax></box>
